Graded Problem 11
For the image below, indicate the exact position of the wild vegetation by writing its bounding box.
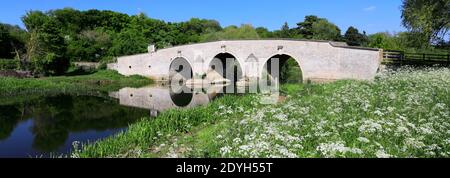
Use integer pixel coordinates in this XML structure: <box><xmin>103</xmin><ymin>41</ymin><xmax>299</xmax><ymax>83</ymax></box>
<box><xmin>74</xmin><ymin>67</ymin><xmax>450</xmax><ymax>158</ymax></box>
<box><xmin>0</xmin><ymin>70</ymin><xmax>152</xmax><ymax>101</ymax></box>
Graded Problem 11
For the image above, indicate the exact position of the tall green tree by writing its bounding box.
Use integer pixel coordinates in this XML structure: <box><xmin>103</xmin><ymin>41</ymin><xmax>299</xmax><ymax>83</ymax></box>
<box><xmin>0</xmin><ymin>23</ymin><xmax>28</xmax><ymax>68</ymax></box>
<box><xmin>23</xmin><ymin>11</ymin><xmax>69</xmax><ymax>75</ymax></box>
<box><xmin>278</xmin><ymin>22</ymin><xmax>291</xmax><ymax>38</ymax></box>
<box><xmin>296</xmin><ymin>15</ymin><xmax>320</xmax><ymax>39</ymax></box>
<box><xmin>401</xmin><ymin>0</ymin><xmax>450</xmax><ymax>44</ymax></box>
<box><xmin>67</xmin><ymin>28</ymin><xmax>112</xmax><ymax>62</ymax></box>
<box><xmin>108</xmin><ymin>27</ymin><xmax>148</xmax><ymax>56</ymax></box>
<box><xmin>344</xmin><ymin>26</ymin><xmax>368</xmax><ymax>46</ymax></box>
<box><xmin>0</xmin><ymin>24</ymin><xmax>12</xmax><ymax>58</ymax></box>
<box><xmin>311</xmin><ymin>19</ymin><xmax>342</xmax><ymax>41</ymax></box>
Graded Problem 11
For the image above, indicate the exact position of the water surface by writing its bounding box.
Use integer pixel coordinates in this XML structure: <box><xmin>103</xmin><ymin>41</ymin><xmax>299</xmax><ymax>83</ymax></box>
<box><xmin>0</xmin><ymin>85</ymin><xmax>222</xmax><ymax>157</ymax></box>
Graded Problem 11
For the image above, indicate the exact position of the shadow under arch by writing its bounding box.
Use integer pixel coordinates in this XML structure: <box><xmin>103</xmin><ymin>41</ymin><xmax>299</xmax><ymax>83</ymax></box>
<box><xmin>208</xmin><ymin>53</ymin><xmax>243</xmax><ymax>83</ymax></box>
<box><xmin>262</xmin><ymin>54</ymin><xmax>303</xmax><ymax>84</ymax></box>
<box><xmin>169</xmin><ymin>85</ymin><xmax>193</xmax><ymax>107</ymax></box>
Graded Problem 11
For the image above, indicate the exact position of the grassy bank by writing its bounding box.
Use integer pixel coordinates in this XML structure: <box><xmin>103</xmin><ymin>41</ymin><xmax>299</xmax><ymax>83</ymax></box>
<box><xmin>75</xmin><ymin>94</ymin><xmax>257</xmax><ymax>157</ymax></box>
<box><xmin>0</xmin><ymin>70</ymin><xmax>152</xmax><ymax>104</ymax></box>
<box><xmin>76</xmin><ymin>67</ymin><xmax>450</xmax><ymax>158</ymax></box>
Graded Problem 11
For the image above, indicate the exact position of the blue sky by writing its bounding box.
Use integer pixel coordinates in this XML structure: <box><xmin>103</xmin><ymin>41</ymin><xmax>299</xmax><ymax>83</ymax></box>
<box><xmin>0</xmin><ymin>0</ymin><xmax>405</xmax><ymax>34</ymax></box>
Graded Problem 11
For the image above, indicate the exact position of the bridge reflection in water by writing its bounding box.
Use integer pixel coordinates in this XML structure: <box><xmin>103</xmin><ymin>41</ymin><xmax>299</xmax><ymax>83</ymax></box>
<box><xmin>109</xmin><ymin>84</ymin><xmax>234</xmax><ymax>117</ymax></box>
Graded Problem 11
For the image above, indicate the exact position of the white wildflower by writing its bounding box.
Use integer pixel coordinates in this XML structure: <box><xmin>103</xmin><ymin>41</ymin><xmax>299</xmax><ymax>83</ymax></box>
<box><xmin>375</xmin><ymin>149</ymin><xmax>392</xmax><ymax>158</ymax></box>
<box><xmin>357</xmin><ymin>137</ymin><xmax>370</xmax><ymax>143</ymax></box>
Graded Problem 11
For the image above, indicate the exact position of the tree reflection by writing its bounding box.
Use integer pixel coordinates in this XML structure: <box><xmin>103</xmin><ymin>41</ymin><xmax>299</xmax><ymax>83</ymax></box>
<box><xmin>0</xmin><ymin>94</ymin><xmax>149</xmax><ymax>152</ymax></box>
<box><xmin>0</xmin><ymin>106</ymin><xmax>21</xmax><ymax>140</ymax></box>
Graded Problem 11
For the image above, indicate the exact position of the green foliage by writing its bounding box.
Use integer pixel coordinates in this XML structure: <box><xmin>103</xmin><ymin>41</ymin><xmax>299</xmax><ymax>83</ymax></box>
<box><xmin>367</xmin><ymin>31</ymin><xmax>448</xmax><ymax>52</ymax></box>
<box><xmin>293</xmin><ymin>15</ymin><xmax>342</xmax><ymax>41</ymax></box>
<box><xmin>344</xmin><ymin>26</ymin><xmax>368</xmax><ymax>46</ymax></box>
<box><xmin>200</xmin><ymin>24</ymin><xmax>260</xmax><ymax>42</ymax></box>
<box><xmin>255</xmin><ymin>27</ymin><xmax>274</xmax><ymax>38</ymax></box>
<box><xmin>24</xmin><ymin>14</ymin><xmax>69</xmax><ymax>75</ymax></box>
<box><xmin>311</xmin><ymin>19</ymin><xmax>342</xmax><ymax>41</ymax></box>
<box><xmin>0</xmin><ymin>23</ymin><xmax>28</xmax><ymax>59</ymax></box>
<box><xmin>297</xmin><ymin>15</ymin><xmax>320</xmax><ymax>39</ymax></box>
<box><xmin>278</xmin><ymin>22</ymin><xmax>292</xmax><ymax>38</ymax></box>
<box><xmin>0</xmin><ymin>70</ymin><xmax>152</xmax><ymax>97</ymax></box>
<box><xmin>67</xmin><ymin>29</ymin><xmax>112</xmax><ymax>62</ymax></box>
<box><xmin>109</xmin><ymin>27</ymin><xmax>148</xmax><ymax>56</ymax></box>
<box><xmin>19</xmin><ymin>9</ymin><xmax>226</xmax><ymax>69</ymax></box>
<box><xmin>0</xmin><ymin>24</ymin><xmax>12</xmax><ymax>57</ymax></box>
<box><xmin>367</xmin><ymin>32</ymin><xmax>400</xmax><ymax>50</ymax></box>
<box><xmin>280</xmin><ymin>58</ymin><xmax>303</xmax><ymax>83</ymax></box>
<box><xmin>401</xmin><ymin>0</ymin><xmax>450</xmax><ymax>44</ymax></box>
<box><xmin>0</xmin><ymin>58</ymin><xmax>19</xmax><ymax>70</ymax></box>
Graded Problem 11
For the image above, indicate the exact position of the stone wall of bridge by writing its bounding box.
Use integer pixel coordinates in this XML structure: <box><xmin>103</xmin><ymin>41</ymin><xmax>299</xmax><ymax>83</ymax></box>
<box><xmin>113</xmin><ymin>40</ymin><xmax>382</xmax><ymax>82</ymax></box>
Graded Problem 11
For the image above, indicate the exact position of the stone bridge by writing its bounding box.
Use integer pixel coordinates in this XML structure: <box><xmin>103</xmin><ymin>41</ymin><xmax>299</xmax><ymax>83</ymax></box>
<box><xmin>110</xmin><ymin>39</ymin><xmax>382</xmax><ymax>84</ymax></box>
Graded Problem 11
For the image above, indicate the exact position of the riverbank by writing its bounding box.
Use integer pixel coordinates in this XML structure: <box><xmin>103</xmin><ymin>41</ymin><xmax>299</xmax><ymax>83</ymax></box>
<box><xmin>0</xmin><ymin>70</ymin><xmax>153</xmax><ymax>104</ymax></box>
<box><xmin>75</xmin><ymin>67</ymin><xmax>450</xmax><ymax>158</ymax></box>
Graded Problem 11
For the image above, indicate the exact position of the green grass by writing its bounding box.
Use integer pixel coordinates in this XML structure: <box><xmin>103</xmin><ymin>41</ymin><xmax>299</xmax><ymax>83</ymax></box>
<box><xmin>0</xmin><ymin>70</ymin><xmax>153</xmax><ymax>104</ymax></box>
<box><xmin>75</xmin><ymin>67</ymin><xmax>450</xmax><ymax>158</ymax></box>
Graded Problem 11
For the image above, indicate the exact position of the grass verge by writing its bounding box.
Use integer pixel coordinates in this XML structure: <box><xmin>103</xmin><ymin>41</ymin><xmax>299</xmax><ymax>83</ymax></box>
<box><xmin>0</xmin><ymin>70</ymin><xmax>152</xmax><ymax>104</ymax></box>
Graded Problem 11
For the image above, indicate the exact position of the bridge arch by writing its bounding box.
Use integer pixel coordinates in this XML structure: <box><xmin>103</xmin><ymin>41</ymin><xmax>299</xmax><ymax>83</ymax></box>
<box><xmin>169</xmin><ymin>57</ymin><xmax>193</xmax><ymax>83</ymax></box>
<box><xmin>261</xmin><ymin>53</ymin><xmax>304</xmax><ymax>84</ymax></box>
<box><xmin>207</xmin><ymin>52</ymin><xmax>243</xmax><ymax>83</ymax></box>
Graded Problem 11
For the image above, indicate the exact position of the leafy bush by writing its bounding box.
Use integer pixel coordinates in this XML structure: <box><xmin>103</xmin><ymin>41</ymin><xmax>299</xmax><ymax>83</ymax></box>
<box><xmin>0</xmin><ymin>59</ymin><xmax>19</xmax><ymax>70</ymax></box>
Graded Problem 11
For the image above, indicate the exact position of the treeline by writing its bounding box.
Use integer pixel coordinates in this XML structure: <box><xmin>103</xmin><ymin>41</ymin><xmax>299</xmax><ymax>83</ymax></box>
<box><xmin>1</xmin><ymin>9</ymin><xmax>232</xmax><ymax>75</ymax></box>
<box><xmin>0</xmin><ymin>0</ymin><xmax>448</xmax><ymax>76</ymax></box>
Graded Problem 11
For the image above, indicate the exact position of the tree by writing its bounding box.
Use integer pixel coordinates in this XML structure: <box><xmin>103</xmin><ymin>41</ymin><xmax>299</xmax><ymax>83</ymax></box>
<box><xmin>367</xmin><ymin>32</ymin><xmax>401</xmax><ymax>50</ymax></box>
<box><xmin>401</xmin><ymin>0</ymin><xmax>450</xmax><ymax>45</ymax></box>
<box><xmin>108</xmin><ymin>27</ymin><xmax>148</xmax><ymax>56</ymax></box>
<box><xmin>394</xmin><ymin>31</ymin><xmax>429</xmax><ymax>50</ymax></box>
<box><xmin>0</xmin><ymin>24</ymin><xmax>12</xmax><ymax>58</ymax></box>
<box><xmin>23</xmin><ymin>11</ymin><xmax>69</xmax><ymax>75</ymax></box>
<box><xmin>280</xmin><ymin>22</ymin><xmax>291</xmax><ymax>38</ymax></box>
<box><xmin>50</xmin><ymin>8</ymin><xmax>84</xmax><ymax>34</ymax></box>
<box><xmin>82</xmin><ymin>9</ymin><xmax>131</xmax><ymax>32</ymax></box>
<box><xmin>255</xmin><ymin>27</ymin><xmax>273</xmax><ymax>38</ymax></box>
<box><xmin>344</xmin><ymin>26</ymin><xmax>368</xmax><ymax>46</ymax></box>
<box><xmin>0</xmin><ymin>23</ymin><xmax>28</xmax><ymax>70</ymax></box>
<box><xmin>311</xmin><ymin>19</ymin><xmax>342</xmax><ymax>41</ymax></box>
<box><xmin>67</xmin><ymin>28</ymin><xmax>112</xmax><ymax>62</ymax></box>
<box><xmin>296</xmin><ymin>15</ymin><xmax>320</xmax><ymax>39</ymax></box>
<box><xmin>199</xmin><ymin>24</ymin><xmax>260</xmax><ymax>42</ymax></box>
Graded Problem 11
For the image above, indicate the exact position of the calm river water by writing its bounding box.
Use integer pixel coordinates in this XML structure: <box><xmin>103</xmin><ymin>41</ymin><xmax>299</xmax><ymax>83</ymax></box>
<box><xmin>0</xmin><ymin>85</ymin><xmax>224</xmax><ymax>157</ymax></box>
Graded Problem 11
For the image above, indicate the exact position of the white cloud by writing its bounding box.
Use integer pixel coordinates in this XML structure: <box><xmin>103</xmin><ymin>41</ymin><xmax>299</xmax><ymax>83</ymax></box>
<box><xmin>363</xmin><ymin>6</ymin><xmax>376</xmax><ymax>12</ymax></box>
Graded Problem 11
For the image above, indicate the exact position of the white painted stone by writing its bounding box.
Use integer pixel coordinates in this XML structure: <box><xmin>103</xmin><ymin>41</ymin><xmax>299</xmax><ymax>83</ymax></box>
<box><xmin>113</xmin><ymin>40</ymin><xmax>381</xmax><ymax>82</ymax></box>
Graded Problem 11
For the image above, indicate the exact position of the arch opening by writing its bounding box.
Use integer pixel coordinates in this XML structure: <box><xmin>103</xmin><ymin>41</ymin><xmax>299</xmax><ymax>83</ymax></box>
<box><xmin>262</xmin><ymin>54</ymin><xmax>303</xmax><ymax>85</ymax></box>
<box><xmin>169</xmin><ymin>57</ymin><xmax>193</xmax><ymax>84</ymax></box>
<box><xmin>207</xmin><ymin>53</ymin><xmax>243</xmax><ymax>84</ymax></box>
